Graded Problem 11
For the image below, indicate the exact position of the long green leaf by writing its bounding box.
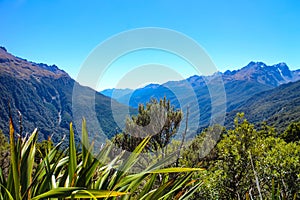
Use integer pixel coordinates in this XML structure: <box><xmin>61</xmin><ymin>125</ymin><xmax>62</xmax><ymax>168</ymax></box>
<box><xmin>76</xmin><ymin>142</ymin><xmax>113</xmax><ymax>188</ymax></box>
<box><xmin>68</xmin><ymin>122</ymin><xmax>77</xmax><ymax>186</ymax></box>
<box><xmin>95</xmin><ymin>151</ymin><xmax>122</xmax><ymax>189</ymax></box>
<box><xmin>81</xmin><ymin>118</ymin><xmax>92</xmax><ymax>168</ymax></box>
<box><xmin>157</xmin><ymin>173</ymin><xmax>195</xmax><ymax>200</ymax></box>
<box><xmin>9</xmin><ymin>117</ymin><xmax>21</xmax><ymax>200</ymax></box>
<box><xmin>137</xmin><ymin>174</ymin><xmax>158</xmax><ymax>199</ymax></box>
<box><xmin>110</xmin><ymin>137</ymin><xmax>151</xmax><ymax>189</ymax></box>
<box><xmin>140</xmin><ymin>178</ymin><xmax>175</xmax><ymax>200</ymax></box>
<box><xmin>67</xmin><ymin>189</ymin><xmax>129</xmax><ymax>199</ymax></box>
<box><xmin>20</xmin><ymin>128</ymin><xmax>38</xmax><ymax>198</ymax></box>
<box><xmin>158</xmin><ymin>174</ymin><xmax>193</xmax><ymax>200</ymax></box>
<box><xmin>0</xmin><ymin>183</ymin><xmax>15</xmax><ymax>200</ymax></box>
<box><xmin>31</xmin><ymin>187</ymin><xmax>128</xmax><ymax>200</ymax></box>
<box><xmin>177</xmin><ymin>181</ymin><xmax>203</xmax><ymax>200</ymax></box>
<box><xmin>31</xmin><ymin>187</ymin><xmax>84</xmax><ymax>200</ymax></box>
<box><xmin>32</xmin><ymin>136</ymin><xmax>66</xmax><ymax>195</ymax></box>
<box><xmin>70</xmin><ymin>189</ymin><xmax>97</xmax><ymax>200</ymax></box>
<box><xmin>115</xmin><ymin>167</ymin><xmax>203</xmax><ymax>190</ymax></box>
<box><xmin>0</xmin><ymin>167</ymin><xmax>5</xmax><ymax>186</ymax></box>
<box><xmin>148</xmin><ymin>167</ymin><xmax>204</xmax><ymax>174</ymax></box>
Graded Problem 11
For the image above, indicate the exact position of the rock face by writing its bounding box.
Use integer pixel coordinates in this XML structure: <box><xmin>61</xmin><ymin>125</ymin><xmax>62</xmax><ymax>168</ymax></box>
<box><xmin>0</xmin><ymin>47</ymin><xmax>129</xmax><ymax>143</ymax></box>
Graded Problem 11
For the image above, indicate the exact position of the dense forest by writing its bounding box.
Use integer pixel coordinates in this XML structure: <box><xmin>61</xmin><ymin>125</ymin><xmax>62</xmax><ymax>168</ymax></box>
<box><xmin>0</xmin><ymin>99</ymin><xmax>299</xmax><ymax>199</ymax></box>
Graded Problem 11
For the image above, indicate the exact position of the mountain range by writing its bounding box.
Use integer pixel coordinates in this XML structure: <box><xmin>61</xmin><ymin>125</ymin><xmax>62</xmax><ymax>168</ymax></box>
<box><xmin>0</xmin><ymin>47</ymin><xmax>129</xmax><ymax>143</ymax></box>
<box><xmin>1</xmin><ymin>45</ymin><xmax>300</xmax><ymax>143</ymax></box>
<box><xmin>101</xmin><ymin>61</ymin><xmax>300</xmax><ymax>132</ymax></box>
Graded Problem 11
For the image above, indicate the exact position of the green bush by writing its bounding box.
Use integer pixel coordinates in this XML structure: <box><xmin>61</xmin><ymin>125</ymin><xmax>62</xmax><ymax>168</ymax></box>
<box><xmin>181</xmin><ymin>113</ymin><xmax>300</xmax><ymax>199</ymax></box>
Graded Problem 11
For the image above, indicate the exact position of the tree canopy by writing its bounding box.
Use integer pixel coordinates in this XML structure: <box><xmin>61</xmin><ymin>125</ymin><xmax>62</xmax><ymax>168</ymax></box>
<box><xmin>113</xmin><ymin>97</ymin><xmax>183</xmax><ymax>155</ymax></box>
<box><xmin>182</xmin><ymin>113</ymin><xmax>300</xmax><ymax>199</ymax></box>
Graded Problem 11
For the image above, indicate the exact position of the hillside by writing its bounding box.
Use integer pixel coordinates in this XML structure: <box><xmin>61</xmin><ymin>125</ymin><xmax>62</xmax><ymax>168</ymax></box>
<box><xmin>0</xmin><ymin>47</ymin><xmax>129</xmax><ymax>142</ymax></box>
<box><xmin>225</xmin><ymin>80</ymin><xmax>300</xmax><ymax>132</ymax></box>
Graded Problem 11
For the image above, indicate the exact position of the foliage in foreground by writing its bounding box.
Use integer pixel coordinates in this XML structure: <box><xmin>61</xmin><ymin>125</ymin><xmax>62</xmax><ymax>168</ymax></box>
<box><xmin>1</xmin><ymin>106</ymin><xmax>300</xmax><ymax>200</ymax></box>
<box><xmin>0</xmin><ymin>117</ymin><xmax>203</xmax><ymax>200</ymax></box>
<box><xmin>182</xmin><ymin>113</ymin><xmax>300</xmax><ymax>199</ymax></box>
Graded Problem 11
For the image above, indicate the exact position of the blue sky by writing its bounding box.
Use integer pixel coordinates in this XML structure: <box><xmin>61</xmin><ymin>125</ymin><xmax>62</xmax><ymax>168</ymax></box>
<box><xmin>0</xmin><ymin>0</ymin><xmax>300</xmax><ymax>89</ymax></box>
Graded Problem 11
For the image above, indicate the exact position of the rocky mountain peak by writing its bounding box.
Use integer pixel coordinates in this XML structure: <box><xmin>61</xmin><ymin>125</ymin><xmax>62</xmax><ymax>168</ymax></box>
<box><xmin>244</xmin><ymin>61</ymin><xmax>267</xmax><ymax>69</ymax></box>
<box><xmin>222</xmin><ymin>61</ymin><xmax>299</xmax><ymax>87</ymax></box>
<box><xmin>0</xmin><ymin>46</ymin><xmax>7</xmax><ymax>52</ymax></box>
<box><xmin>0</xmin><ymin>47</ymin><xmax>68</xmax><ymax>79</ymax></box>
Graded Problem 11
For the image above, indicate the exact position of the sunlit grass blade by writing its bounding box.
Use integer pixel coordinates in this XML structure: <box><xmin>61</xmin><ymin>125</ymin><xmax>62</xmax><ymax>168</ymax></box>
<box><xmin>140</xmin><ymin>178</ymin><xmax>175</xmax><ymax>200</ymax></box>
<box><xmin>115</xmin><ymin>166</ymin><xmax>204</xmax><ymax>194</ymax></box>
<box><xmin>6</xmin><ymin>166</ymin><xmax>14</xmax><ymax>199</ymax></box>
<box><xmin>177</xmin><ymin>181</ymin><xmax>203</xmax><ymax>200</ymax></box>
<box><xmin>31</xmin><ymin>187</ymin><xmax>84</xmax><ymax>200</ymax></box>
<box><xmin>20</xmin><ymin>128</ymin><xmax>38</xmax><ymax>198</ymax></box>
<box><xmin>95</xmin><ymin>151</ymin><xmax>122</xmax><ymax>189</ymax></box>
<box><xmin>67</xmin><ymin>189</ymin><xmax>129</xmax><ymax>199</ymax></box>
<box><xmin>148</xmin><ymin>167</ymin><xmax>205</xmax><ymax>174</ymax></box>
<box><xmin>68</xmin><ymin>122</ymin><xmax>77</xmax><ymax>186</ymax></box>
<box><xmin>30</xmin><ymin>140</ymin><xmax>66</xmax><ymax>195</ymax></box>
<box><xmin>81</xmin><ymin>118</ymin><xmax>92</xmax><ymax>168</ymax></box>
<box><xmin>137</xmin><ymin>174</ymin><xmax>158</xmax><ymax>199</ymax></box>
<box><xmin>34</xmin><ymin>149</ymin><xmax>53</xmax><ymax>195</ymax></box>
<box><xmin>70</xmin><ymin>189</ymin><xmax>97</xmax><ymax>200</ymax></box>
<box><xmin>0</xmin><ymin>183</ymin><xmax>14</xmax><ymax>200</ymax></box>
<box><xmin>0</xmin><ymin>168</ymin><xmax>5</xmax><ymax>186</ymax></box>
<box><xmin>157</xmin><ymin>174</ymin><xmax>193</xmax><ymax>200</ymax></box>
<box><xmin>143</xmin><ymin>151</ymin><xmax>182</xmax><ymax>172</ymax></box>
<box><xmin>77</xmin><ymin>142</ymin><xmax>114</xmax><ymax>188</ymax></box>
<box><xmin>9</xmin><ymin>116</ymin><xmax>21</xmax><ymax>200</ymax></box>
<box><xmin>31</xmin><ymin>187</ymin><xmax>128</xmax><ymax>200</ymax></box>
<box><xmin>110</xmin><ymin>137</ymin><xmax>151</xmax><ymax>189</ymax></box>
<box><xmin>166</xmin><ymin>174</ymin><xmax>196</xmax><ymax>200</ymax></box>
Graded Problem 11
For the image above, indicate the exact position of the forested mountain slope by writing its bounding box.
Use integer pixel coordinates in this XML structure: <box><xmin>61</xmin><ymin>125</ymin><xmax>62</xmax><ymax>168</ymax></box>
<box><xmin>0</xmin><ymin>47</ymin><xmax>129</xmax><ymax>142</ymax></box>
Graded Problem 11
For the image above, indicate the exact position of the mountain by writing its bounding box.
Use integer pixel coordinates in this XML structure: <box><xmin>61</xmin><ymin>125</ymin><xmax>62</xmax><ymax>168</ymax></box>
<box><xmin>2</xmin><ymin>45</ymin><xmax>298</xmax><ymax>142</ymax></box>
<box><xmin>102</xmin><ymin>62</ymin><xmax>300</xmax><ymax>108</ymax></box>
<box><xmin>101</xmin><ymin>88</ymin><xmax>133</xmax><ymax>100</ymax></box>
<box><xmin>0</xmin><ymin>47</ymin><xmax>129</xmax><ymax>143</ymax></box>
<box><xmin>101</xmin><ymin>61</ymin><xmax>300</xmax><ymax>132</ymax></box>
<box><xmin>223</xmin><ymin>61</ymin><xmax>300</xmax><ymax>86</ymax></box>
<box><xmin>225</xmin><ymin>80</ymin><xmax>300</xmax><ymax>132</ymax></box>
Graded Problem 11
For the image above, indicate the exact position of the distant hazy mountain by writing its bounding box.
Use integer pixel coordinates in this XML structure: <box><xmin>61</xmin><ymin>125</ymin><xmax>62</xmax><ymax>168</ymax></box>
<box><xmin>102</xmin><ymin>62</ymin><xmax>300</xmax><ymax>107</ymax></box>
<box><xmin>0</xmin><ymin>47</ymin><xmax>129</xmax><ymax>142</ymax></box>
<box><xmin>101</xmin><ymin>88</ymin><xmax>134</xmax><ymax>100</ymax></box>
<box><xmin>101</xmin><ymin>61</ymin><xmax>300</xmax><ymax>130</ymax></box>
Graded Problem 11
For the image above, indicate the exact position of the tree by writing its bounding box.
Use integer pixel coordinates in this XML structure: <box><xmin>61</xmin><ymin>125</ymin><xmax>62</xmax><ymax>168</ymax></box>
<box><xmin>113</xmin><ymin>97</ymin><xmax>183</xmax><ymax>156</ymax></box>
<box><xmin>0</xmin><ymin>130</ymin><xmax>9</xmax><ymax>150</ymax></box>
<box><xmin>184</xmin><ymin>114</ymin><xmax>300</xmax><ymax>199</ymax></box>
<box><xmin>180</xmin><ymin>124</ymin><xmax>225</xmax><ymax>168</ymax></box>
<box><xmin>0</xmin><ymin>130</ymin><xmax>10</xmax><ymax>178</ymax></box>
<box><xmin>281</xmin><ymin>121</ymin><xmax>300</xmax><ymax>143</ymax></box>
